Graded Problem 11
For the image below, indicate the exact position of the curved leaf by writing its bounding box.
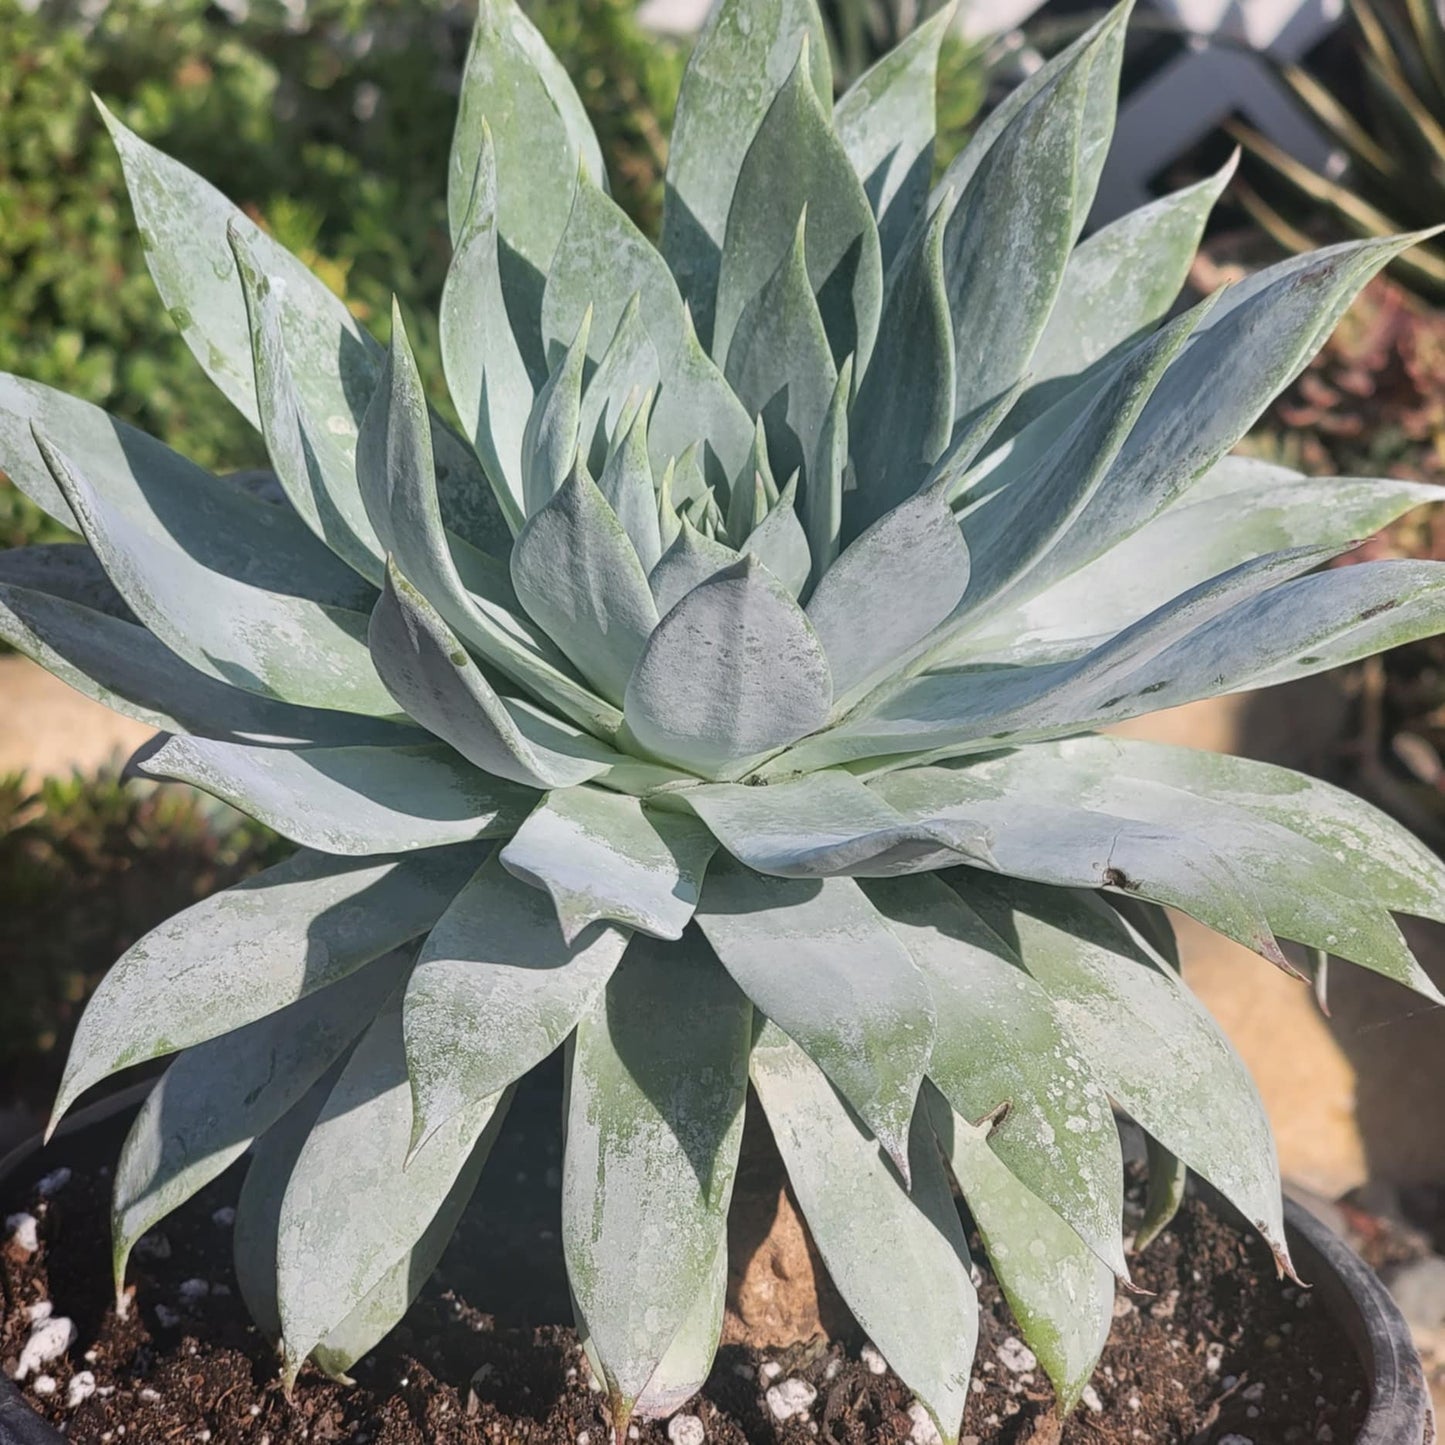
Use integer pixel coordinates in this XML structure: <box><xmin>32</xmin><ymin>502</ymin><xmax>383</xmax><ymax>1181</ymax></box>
<box><xmin>624</xmin><ymin>555</ymin><xmax>833</xmax><ymax>779</ymax></box>
<box><xmin>138</xmin><ymin>735</ymin><xmax>533</xmax><ymax>855</ymax></box>
<box><xmin>926</xmin><ymin>1087</ymin><xmax>1114</xmax><ymax>1414</ymax></box>
<box><xmin>276</xmin><ymin>994</ymin><xmax>508</xmax><ymax>1375</ymax></box>
<box><xmin>724</xmin><ymin>212</ymin><xmax>838</xmax><ymax>490</ymax></box>
<box><xmin>834</xmin><ymin>5</ymin><xmax>953</xmax><ymax>268</ymax></box>
<box><xmin>807</xmin><ymin>481</ymin><xmax>970</xmax><ymax>704</ymax></box>
<box><xmin>53</xmin><ymin>845</ymin><xmax>484</xmax><ymax>1126</ymax></box>
<box><xmin>849</xmin><ymin>199</ymin><xmax>955</xmax><ymax>530</ymax></box>
<box><xmin>448</xmin><ymin>0</ymin><xmax>604</xmax><ymax>271</ymax></box>
<box><xmin>511</xmin><ymin>462</ymin><xmax>660</xmax><ymax>704</ymax></box>
<box><xmin>865</xmin><ymin>874</ymin><xmax>1126</xmax><ymax>1276</ymax></box>
<box><xmin>500</xmin><ymin>786</ymin><xmax>717</xmax><ymax>941</ymax></box>
<box><xmin>714</xmin><ymin>41</ymin><xmax>881</xmax><ymax>373</ymax></box>
<box><xmin>404</xmin><ymin>853</ymin><xmax>628</xmax><ymax>1147</ymax></box>
<box><xmin>751</xmin><ymin>1023</ymin><xmax>975</xmax><ymax>1445</ymax></box>
<box><xmin>34</xmin><ymin>429</ymin><xmax>395</xmax><ymax>717</ymax></box>
<box><xmin>563</xmin><ymin>931</ymin><xmax>750</xmax><ymax>1430</ymax></box>
<box><xmin>368</xmin><ymin>564</ymin><xmax>609</xmax><ymax>788</ymax></box>
<box><xmin>686</xmin><ymin>769</ymin><xmax>990</xmax><ymax>877</ymax></box>
<box><xmin>660</xmin><ymin>0</ymin><xmax>831</xmax><ymax>348</ymax></box>
<box><xmin>697</xmin><ymin>857</ymin><xmax>934</xmax><ymax>1175</ymax></box>
<box><xmin>442</xmin><ymin>124</ymin><xmax>535</xmax><ymax>533</ymax></box>
<box><xmin>111</xmin><ymin>952</ymin><xmax>403</xmax><ymax>1292</ymax></box>
<box><xmin>961</xmin><ymin>875</ymin><xmax>1292</xmax><ymax>1275</ymax></box>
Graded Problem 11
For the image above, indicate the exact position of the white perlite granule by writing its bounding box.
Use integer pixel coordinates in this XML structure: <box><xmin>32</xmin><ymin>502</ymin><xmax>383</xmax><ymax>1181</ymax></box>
<box><xmin>15</xmin><ymin>1315</ymin><xmax>77</xmax><ymax>1380</ymax></box>
<box><xmin>666</xmin><ymin>1412</ymin><xmax>705</xmax><ymax>1445</ymax></box>
<box><xmin>860</xmin><ymin>1342</ymin><xmax>888</xmax><ymax>1375</ymax></box>
<box><xmin>907</xmin><ymin>1402</ymin><xmax>942</xmax><ymax>1445</ymax></box>
<box><xmin>67</xmin><ymin>1371</ymin><xmax>98</xmax><ymax>1408</ymax></box>
<box><xmin>1081</xmin><ymin>1385</ymin><xmax>1104</xmax><ymax>1413</ymax></box>
<box><xmin>995</xmin><ymin>1337</ymin><xmax>1038</xmax><ymax>1374</ymax></box>
<box><xmin>6</xmin><ymin>1212</ymin><xmax>39</xmax><ymax>1254</ymax></box>
<box><xmin>765</xmin><ymin>1378</ymin><xmax>816</xmax><ymax>1422</ymax></box>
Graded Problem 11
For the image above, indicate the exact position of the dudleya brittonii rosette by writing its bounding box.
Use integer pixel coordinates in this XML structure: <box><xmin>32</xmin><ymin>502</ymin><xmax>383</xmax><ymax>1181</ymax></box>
<box><xmin>6</xmin><ymin>0</ymin><xmax>1445</xmax><ymax>1437</ymax></box>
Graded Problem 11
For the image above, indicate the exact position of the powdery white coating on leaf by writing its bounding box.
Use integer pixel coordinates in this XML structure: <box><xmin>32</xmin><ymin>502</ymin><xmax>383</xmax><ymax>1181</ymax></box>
<box><xmin>563</xmin><ymin>933</ymin><xmax>749</xmax><ymax>1414</ymax></box>
<box><xmin>139</xmin><ymin>736</ymin><xmax>534</xmax><ymax>856</ymax></box>
<box><xmin>940</xmin><ymin>13</ymin><xmax>1121</xmax><ymax>429</ymax></box>
<box><xmin>404</xmin><ymin>853</ymin><xmax>628</xmax><ymax>1144</ymax></box>
<box><xmin>984</xmin><ymin>473</ymin><xmax>1445</xmax><ymax>653</ymax></box>
<box><xmin>713</xmin><ymin>41</ymin><xmax>882</xmax><ymax>376</ymax></box>
<box><xmin>960</xmin><ymin>876</ymin><xmax>1291</xmax><ymax>1274</ymax></box>
<box><xmin>500</xmin><ymin>786</ymin><xmax>717</xmax><ymax>941</ymax></box>
<box><xmin>833</xmin><ymin>6</ymin><xmax>953</xmax><ymax>269</ymax></box>
<box><xmin>447</xmin><ymin>0</ymin><xmax>605</xmax><ymax>264</ymax></box>
<box><xmin>660</xmin><ymin>0</ymin><xmax>832</xmax><ymax>349</ymax></box>
<box><xmin>807</xmin><ymin>486</ymin><xmax>970</xmax><ymax>704</ymax></box>
<box><xmin>685</xmin><ymin>770</ymin><xmax>991</xmax><ymax>878</ymax></box>
<box><xmin>229</xmin><ymin>229</ymin><xmax>386</xmax><ymax>585</ymax></box>
<box><xmin>0</xmin><ymin>575</ymin><xmax>401</xmax><ymax>747</ymax></box>
<box><xmin>312</xmin><ymin>1102</ymin><xmax>509</xmax><ymax>1380</ymax></box>
<box><xmin>53</xmin><ymin>846</ymin><xmax>481</xmax><ymax>1123</ymax></box>
<box><xmin>511</xmin><ymin>465</ymin><xmax>660</xmax><ymax>705</ymax></box>
<box><xmin>1020</xmin><ymin>158</ymin><xmax>1234</xmax><ymax>406</ymax></box>
<box><xmin>36</xmin><ymin>431</ymin><xmax>395</xmax><ymax>718</ymax></box>
<box><xmin>110</xmin><ymin>951</ymin><xmax>406</xmax><ymax>1288</ymax></box>
<box><xmin>751</xmin><ymin>1024</ymin><xmax>975</xmax><ymax>1445</ymax></box>
<box><xmin>864</xmin><ymin>875</ymin><xmax>1125</xmax><ymax>1276</ymax></box>
<box><xmin>441</xmin><ymin>124</ymin><xmax>533</xmax><ymax>532</ymax></box>
<box><xmin>624</xmin><ymin>556</ymin><xmax>832</xmax><ymax>779</ymax></box>
<box><xmin>873</xmin><ymin>766</ymin><xmax>1288</xmax><ymax>971</ymax></box>
<box><xmin>276</xmin><ymin>996</ymin><xmax>506</xmax><ymax>1369</ymax></box>
<box><xmin>368</xmin><ymin>565</ymin><xmax>609</xmax><ymax>790</ymax></box>
<box><xmin>697</xmin><ymin>858</ymin><xmax>934</xmax><ymax>1175</ymax></box>
<box><xmin>955</xmin><ymin>740</ymin><xmax>1441</xmax><ymax>998</ymax></box>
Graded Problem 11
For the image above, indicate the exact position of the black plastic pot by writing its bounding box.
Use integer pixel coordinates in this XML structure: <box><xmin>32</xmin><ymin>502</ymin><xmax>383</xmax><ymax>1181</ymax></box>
<box><xmin>0</xmin><ymin>1090</ymin><xmax>1436</xmax><ymax>1444</ymax></box>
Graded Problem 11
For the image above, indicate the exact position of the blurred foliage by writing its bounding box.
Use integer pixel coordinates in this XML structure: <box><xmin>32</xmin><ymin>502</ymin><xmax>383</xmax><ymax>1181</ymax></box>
<box><xmin>0</xmin><ymin>769</ymin><xmax>287</xmax><ymax>1100</ymax></box>
<box><xmin>0</xmin><ymin>0</ymin><xmax>685</xmax><ymax>549</ymax></box>
<box><xmin>1233</xmin><ymin>0</ymin><xmax>1445</xmax><ymax>304</ymax></box>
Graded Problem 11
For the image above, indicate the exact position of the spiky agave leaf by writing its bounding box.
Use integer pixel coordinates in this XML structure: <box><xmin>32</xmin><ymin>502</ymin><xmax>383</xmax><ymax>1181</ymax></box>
<box><xmin>10</xmin><ymin>1</ymin><xmax>1445</xmax><ymax>1437</ymax></box>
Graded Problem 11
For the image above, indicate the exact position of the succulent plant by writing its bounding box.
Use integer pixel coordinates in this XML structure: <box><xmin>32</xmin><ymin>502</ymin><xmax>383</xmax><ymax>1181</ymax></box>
<box><xmin>7</xmin><ymin>0</ymin><xmax>1445</xmax><ymax>1437</ymax></box>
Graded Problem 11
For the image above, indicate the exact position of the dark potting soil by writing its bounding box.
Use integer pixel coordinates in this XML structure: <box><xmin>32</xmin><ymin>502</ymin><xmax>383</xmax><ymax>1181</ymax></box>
<box><xmin>2</xmin><ymin>1081</ymin><xmax>1369</xmax><ymax>1445</ymax></box>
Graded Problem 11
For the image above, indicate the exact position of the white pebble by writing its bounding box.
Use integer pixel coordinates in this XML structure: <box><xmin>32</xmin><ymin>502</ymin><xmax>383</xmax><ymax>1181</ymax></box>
<box><xmin>37</xmin><ymin>1167</ymin><xmax>72</xmax><ymax>1198</ymax></box>
<box><xmin>139</xmin><ymin>1389</ymin><xmax>162</xmax><ymax>1404</ymax></box>
<box><xmin>1242</xmin><ymin>1382</ymin><xmax>1265</xmax><ymax>1402</ymax></box>
<box><xmin>907</xmin><ymin>1402</ymin><xmax>942</xmax><ymax>1445</ymax></box>
<box><xmin>27</xmin><ymin>1301</ymin><xmax>53</xmax><ymax>1322</ymax></box>
<box><xmin>995</xmin><ymin>1337</ymin><xmax>1037</xmax><ymax>1374</ymax></box>
<box><xmin>32</xmin><ymin>1375</ymin><xmax>57</xmax><ymax>1396</ymax></box>
<box><xmin>1218</xmin><ymin>1437</ymin><xmax>1254</xmax><ymax>1445</ymax></box>
<box><xmin>197</xmin><ymin>1431</ymin><xmax>213</xmax><ymax>1442</ymax></box>
<box><xmin>6</xmin><ymin>1213</ymin><xmax>39</xmax><ymax>1254</ymax></box>
<box><xmin>860</xmin><ymin>1342</ymin><xmax>888</xmax><ymax>1375</ymax></box>
<box><xmin>1128</xmin><ymin>1394</ymin><xmax>1141</xmax><ymax>1411</ymax></box>
<box><xmin>67</xmin><ymin>1371</ymin><xmax>97</xmax><ymax>1408</ymax></box>
<box><xmin>577</xmin><ymin>1434</ymin><xmax>591</xmax><ymax>1445</ymax></box>
<box><xmin>1204</xmin><ymin>1341</ymin><xmax>1225</xmax><ymax>1375</ymax></box>
<box><xmin>211</xmin><ymin>1207</ymin><xmax>236</xmax><ymax>1227</ymax></box>
<box><xmin>1081</xmin><ymin>1385</ymin><xmax>1104</xmax><ymax>1413</ymax></box>
<box><xmin>766</xmin><ymin>1378</ymin><xmax>817</xmax><ymax>1422</ymax></box>
<box><xmin>15</xmin><ymin>1316</ymin><xmax>77</xmax><ymax>1379</ymax></box>
<box><xmin>628</xmin><ymin>1428</ymin><xmax>640</xmax><ymax>1441</ymax></box>
<box><xmin>179</xmin><ymin>1278</ymin><xmax>211</xmax><ymax>1303</ymax></box>
<box><xmin>667</xmin><ymin>1412</ymin><xmax>705</xmax><ymax>1445</ymax></box>
<box><xmin>758</xmin><ymin>1359</ymin><xmax>782</xmax><ymax>1383</ymax></box>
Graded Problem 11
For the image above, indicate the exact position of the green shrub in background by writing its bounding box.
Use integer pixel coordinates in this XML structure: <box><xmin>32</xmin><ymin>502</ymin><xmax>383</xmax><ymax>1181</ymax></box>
<box><xmin>0</xmin><ymin>0</ymin><xmax>685</xmax><ymax>548</ymax></box>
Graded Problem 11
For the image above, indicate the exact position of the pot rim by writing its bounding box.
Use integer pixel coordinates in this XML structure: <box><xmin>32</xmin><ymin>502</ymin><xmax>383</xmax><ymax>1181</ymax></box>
<box><xmin>0</xmin><ymin>1090</ymin><xmax>1435</xmax><ymax>1445</ymax></box>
